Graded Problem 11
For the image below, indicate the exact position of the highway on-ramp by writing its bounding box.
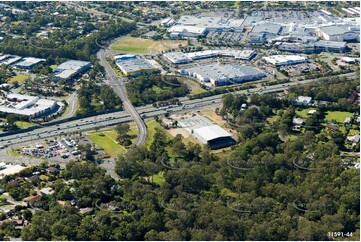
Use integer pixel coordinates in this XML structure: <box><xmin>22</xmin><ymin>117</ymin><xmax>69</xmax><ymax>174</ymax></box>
<box><xmin>97</xmin><ymin>48</ymin><xmax>147</xmax><ymax>147</ymax></box>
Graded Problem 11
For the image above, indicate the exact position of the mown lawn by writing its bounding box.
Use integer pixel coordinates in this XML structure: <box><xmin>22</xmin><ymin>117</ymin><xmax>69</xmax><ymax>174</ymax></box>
<box><xmin>325</xmin><ymin>111</ymin><xmax>353</xmax><ymax>123</ymax></box>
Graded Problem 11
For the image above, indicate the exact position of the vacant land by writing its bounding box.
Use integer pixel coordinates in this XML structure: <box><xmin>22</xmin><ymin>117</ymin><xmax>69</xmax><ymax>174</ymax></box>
<box><xmin>110</xmin><ymin>36</ymin><xmax>188</xmax><ymax>54</ymax></box>
<box><xmin>8</xmin><ymin>74</ymin><xmax>30</xmax><ymax>84</ymax></box>
<box><xmin>87</xmin><ymin>124</ymin><xmax>138</xmax><ymax>158</ymax></box>
<box><xmin>87</xmin><ymin>132</ymin><xmax>126</xmax><ymax>158</ymax></box>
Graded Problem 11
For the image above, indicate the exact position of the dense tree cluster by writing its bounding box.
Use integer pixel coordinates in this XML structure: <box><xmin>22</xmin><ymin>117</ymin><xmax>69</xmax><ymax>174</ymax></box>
<box><xmin>126</xmin><ymin>75</ymin><xmax>189</xmax><ymax>106</ymax></box>
<box><xmin>18</xmin><ymin>124</ymin><xmax>359</xmax><ymax>240</ymax></box>
<box><xmin>289</xmin><ymin>76</ymin><xmax>359</xmax><ymax>112</ymax></box>
<box><xmin>0</xmin><ymin>18</ymin><xmax>136</xmax><ymax>64</ymax></box>
<box><xmin>77</xmin><ymin>81</ymin><xmax>122</xmax><ymax>115</ymax></box>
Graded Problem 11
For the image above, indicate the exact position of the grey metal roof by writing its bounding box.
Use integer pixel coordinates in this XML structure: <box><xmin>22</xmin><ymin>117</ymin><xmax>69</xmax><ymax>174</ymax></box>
<box><xmin>187</xmin><ymin>64</ymin><xmax>265</xmax><ymax>81</ymax></box>
<box><xmin>54</xmin><ymin>60</ymin><xmax>90</xmax><ymax>72</ymax></box>
<box><xmin>315</xmin><ymin>40</ymin><xmax>347</xmax><ymax>48</ymax></box>
<box><xmin>319</xmin><ymin>25</ymin><xmax>353</xmax><ymax>36</ymax></box>
<box><xmin>251</xmin><ymin>23</ymin><xmax>282</xmax><ymax>35</ymax></box>
<box><xmin>116</xmin><ymin>57</ymin><xmax>155</xmax><ymax>73</ymax></box>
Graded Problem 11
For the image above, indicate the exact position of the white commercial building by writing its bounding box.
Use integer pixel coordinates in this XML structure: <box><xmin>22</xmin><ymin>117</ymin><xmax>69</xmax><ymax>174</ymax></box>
<box><xmin>263</xmin><ymin>55</ymin><xmax>307</xmax><ymax>66</ymax></box>
<box><xmin>0</xmin><ymin>93</ymin><xmax>57</xmax><ymax>117</ymax></box>
<box><xmin>181</xmin><ymin>64</ymin><xmax>265</xmax><ymax>86</ymax></box>
<box><xmin>168</xmin><ymin>15</ymin><xmax>244</xmax><ymax>37</ymax></box>
<box><xmin>317</xmin><ymin>25</ymin><xmax>359</xmax><ymax>42</ymax></box>
<box><xmin>164</xmin><ymin>49</ymin><xmax>256</xmax><ymax>64</ymax></box>
<box><xmin>163</xmin><ymin>52</ymin><xmax>192</xmax><ymax>64</ymax></box>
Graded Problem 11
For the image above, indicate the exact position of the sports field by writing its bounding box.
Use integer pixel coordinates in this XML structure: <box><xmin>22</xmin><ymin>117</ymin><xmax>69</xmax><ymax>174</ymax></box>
<box><xmin>110</xmin><ymin>36</ymin><xmax>188</xmax><ymax>54</ymax></box>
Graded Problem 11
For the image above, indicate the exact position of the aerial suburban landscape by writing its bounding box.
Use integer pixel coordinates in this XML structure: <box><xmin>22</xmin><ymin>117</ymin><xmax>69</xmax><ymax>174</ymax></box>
<box><xmin>0</xmin><ymin>1</ymin><xmax>359</xmax><ymax>241</ymax></box>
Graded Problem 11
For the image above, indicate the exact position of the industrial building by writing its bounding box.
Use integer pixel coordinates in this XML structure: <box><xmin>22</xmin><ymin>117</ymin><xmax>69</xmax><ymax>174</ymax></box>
<box><xmin>192</xmin><ymin>125</ymin><xmax>236</xmax><ymax>149</ymax></box>
<box><xmin>317</xmin><ymin>25</ymin><xmax>360</xmax><ymax>42</ymax></box>
<box><xmin>263</xmin><ymin>55</ymin><xmax>308</xmax><ymax>66</ymax></box>
<box><xmin>180</xmin><ymin>64</ymin><xmax>265</xmax><ymax>86</ymax></box>
<box><xmin>53</xmin><ymin>60</ymin><xmax>91</xmax><ymax>81</ymax></box>
<box><xmin>0</xmin><ymin>54</ymin><xmax>22</xmax><ymax>66</ymax></box>
<box><xmin>14</xmin><ymin>57</ymin><xmax>46</xmax><ymax>70</ymax></box>
<box><xmin>0</xmin><ymin>93</ymin><xmax>58</xmax><ymax>117</ymax></box>
<box><xmin>164</xmin><ymin>49</ymin><xmax>256</xmax><ymax>64</ymax></box>
<box><xmin>178</xmin><ymin>114</ymin><xmax>236</xmax><ymax>149</ymax></box>
<box><xmin>114</xmin><ymin>55</ymin><xmax>159</xmax><ymax>76</ymax></box>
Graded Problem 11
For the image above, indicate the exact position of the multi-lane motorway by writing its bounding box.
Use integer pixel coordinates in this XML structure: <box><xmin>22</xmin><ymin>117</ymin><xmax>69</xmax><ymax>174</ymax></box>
<box><xmin>0</xmin><ymin>71</ymin><xmax>356</xmax><ymax>147</ymax></box>
<box><xmin>97</xmin><ymin>48</ymin><xmax>148</xmax><ymax>146</ymax></box>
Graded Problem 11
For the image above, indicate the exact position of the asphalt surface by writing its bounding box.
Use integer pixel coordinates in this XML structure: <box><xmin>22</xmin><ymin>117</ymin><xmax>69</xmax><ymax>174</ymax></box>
<box><xmin>0</xmin><ymin>71</ymin><xmax>356</xmax><ymax>148</ymax></box>
<box><xmin>97</xmin><ymin>48</ymin><xmax>148</xmax><ymax>147</ymax></box>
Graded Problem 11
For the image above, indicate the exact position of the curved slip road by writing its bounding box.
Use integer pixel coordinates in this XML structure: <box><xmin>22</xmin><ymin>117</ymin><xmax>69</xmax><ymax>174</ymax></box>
<box><xmin>97</xmin><ymin>49</ymin><xmax>147</xmax><ymax>147</ymax></box>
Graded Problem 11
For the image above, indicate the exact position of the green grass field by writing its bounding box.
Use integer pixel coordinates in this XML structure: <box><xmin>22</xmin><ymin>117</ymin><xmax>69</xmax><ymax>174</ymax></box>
<box><xmin>8</xmin><ymin>74</ymin><xmax>30</xmax><ymax>84</ymax></box>
<box><xmin>110</xmin><ymin>36</ymin><xmax>187</xmax><ymax>54</ymax></box>
<box><xmin>15</xmin><ymin>121</ymin><xmax>34</xmax><ymax>129</ymax></box>
<box><xmin>87</xmin><ymin>124</ymin><xmax>138</xmax><ymax>158</ymax></box>
<box><xmin>326</xmin><ymin>111</ymin><xmax>353</xmax><ymax>123</ymax></box>
<box><xmin>50</xmin><ymin>64</ymin><xmax>57</xmax><ymax>71</ymax></box>
<box><xmin>87</xmin><ymin>132</ymin><xmax>126</xmax><ymax>158</ymax></box>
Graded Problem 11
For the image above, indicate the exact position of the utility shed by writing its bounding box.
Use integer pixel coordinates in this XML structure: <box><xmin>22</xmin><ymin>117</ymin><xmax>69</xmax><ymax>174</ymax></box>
<box><xmin>192</xmin><ymin>125</ymin><xmax>235</xmax><ymax>149</ymax></box>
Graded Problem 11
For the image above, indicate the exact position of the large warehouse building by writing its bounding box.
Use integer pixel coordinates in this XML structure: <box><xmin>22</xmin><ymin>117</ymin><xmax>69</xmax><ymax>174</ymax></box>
<box><xmin>164</xmin><ymin>49</ymin><xmax>256</xmax><ymax>64</ymax></box>
<box><xmin>192</xmin><ymin>125</ymin><xmax>236</xmax><ymax>149</ymax></box>
<box><xmin>178</xmin><ymin>115</ymin><xmax>236</xmax><ymax>149</ymax></box>
<box><xmin>180</xmin><ymin>64</ymin><xmax>265</xmax><ymax>86</ymax></box>
<box><xmin>263</xmin><ymin>55</ymin><xmax>308</xmax><ymax>66</ymax></box>
<box><xmin>0</xmin><ymin>93</ymin><xmax>58</xmax><ymax>118</ymax></box>
<box><xmin>115</xmin><ymin>55</ymin><xmax>159</xmax><ymax>76</ymax></box>
<box><xmin>317</xmin><ymin>25</ymin><xmax>359</xmax><ymax>42</ymax></box>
